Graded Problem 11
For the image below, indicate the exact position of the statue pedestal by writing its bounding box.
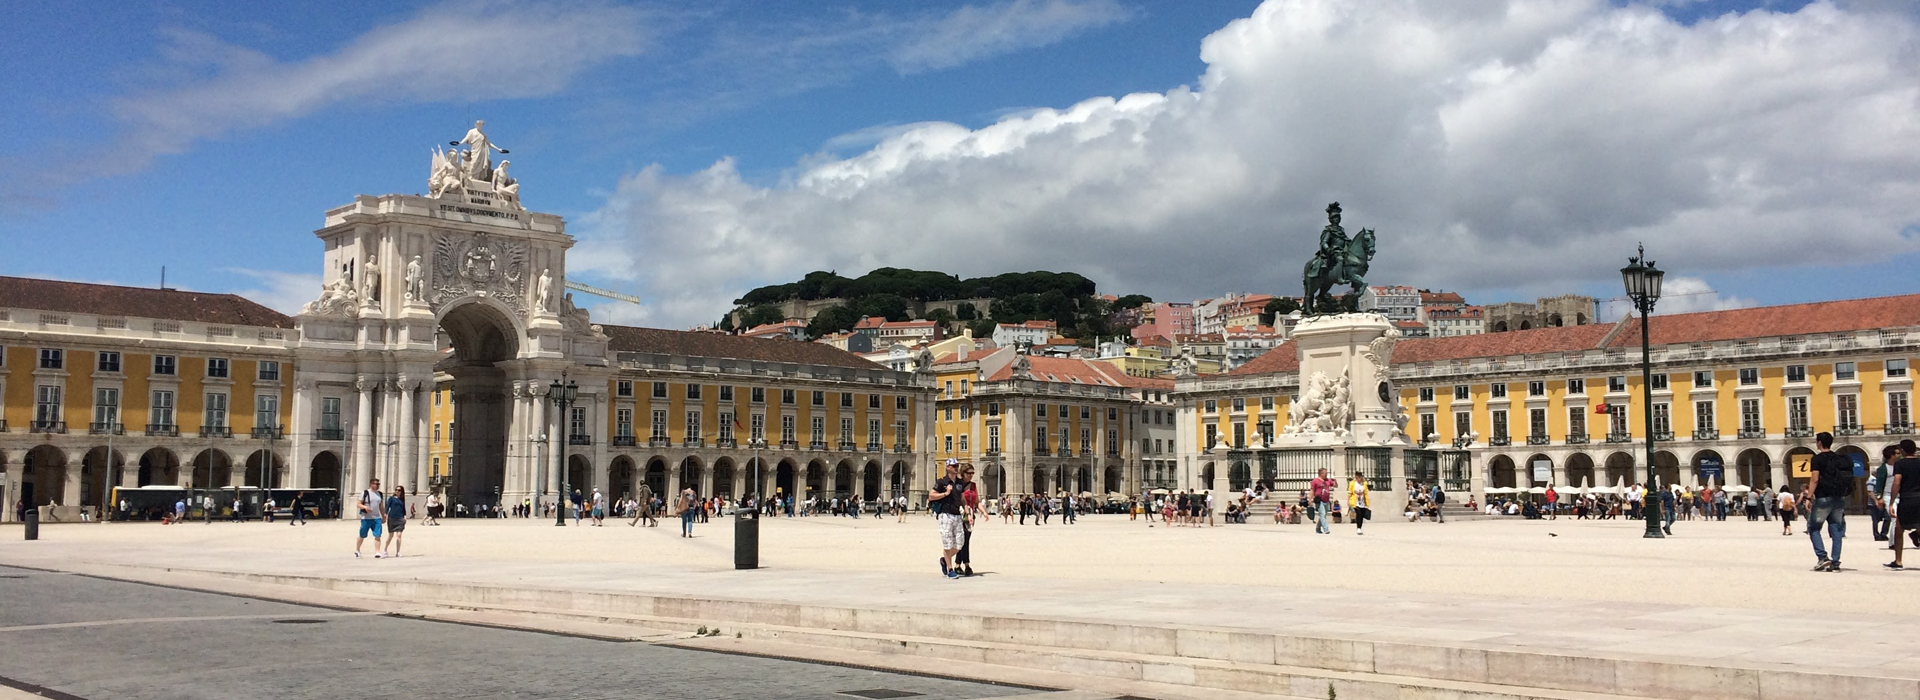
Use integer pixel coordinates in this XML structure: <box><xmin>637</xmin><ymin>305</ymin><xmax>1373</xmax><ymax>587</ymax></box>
<box><xmin>1279</xmin><ymin>313</ymin><xmax>1406</xmax><ymax>448</ymax></box>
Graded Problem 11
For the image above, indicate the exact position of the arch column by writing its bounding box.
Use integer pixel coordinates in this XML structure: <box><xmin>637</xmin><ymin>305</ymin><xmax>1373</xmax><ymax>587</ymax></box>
<box><xmin>398</xmin><ymin>376</ymin><xmax>419</xmax><ymax>494</ymax></box>
<box><xmin>352</xmin><ymin>377</ymin><xmax>375</xmax><ymax>492</ymax></box>
<box><xmin>290</xmin><ymin>378</ymin><xmax>316</xmax><ymax>489</ymax></box>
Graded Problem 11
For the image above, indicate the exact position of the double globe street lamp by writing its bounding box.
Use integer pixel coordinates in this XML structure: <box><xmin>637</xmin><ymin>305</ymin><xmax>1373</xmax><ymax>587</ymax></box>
<box><xmin>549</xmin><ymin>377</ymin><xmax>579</xmax><ymax>527</ymax></box>
<box><xmin>1620</xmin><ymin>244</ymin><xmax>1666</xmax><ymax>539</ymax></box>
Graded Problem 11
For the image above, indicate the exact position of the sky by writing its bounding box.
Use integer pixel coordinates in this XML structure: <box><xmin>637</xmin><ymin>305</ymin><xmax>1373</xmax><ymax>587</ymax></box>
<box><xmin>3</xmin><ymin>0</ymin><xmax>1918</xmax><ymax>330</ymax></box>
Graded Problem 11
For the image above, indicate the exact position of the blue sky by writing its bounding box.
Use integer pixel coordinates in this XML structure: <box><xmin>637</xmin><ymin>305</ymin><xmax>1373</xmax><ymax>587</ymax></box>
<box><xmin>3</xmin><ymin>0</ymin><xmax>1917</xmax><ymax>328</ymax></box>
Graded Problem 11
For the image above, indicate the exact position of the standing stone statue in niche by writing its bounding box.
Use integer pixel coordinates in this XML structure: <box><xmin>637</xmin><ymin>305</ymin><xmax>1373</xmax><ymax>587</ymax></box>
<box><xmin>363</xmin><ymin>255</ymin><xmax>382</xmax><ymax>304</ymax></box>
<box><xmin>534</xmin><ymin>268</ymin><xmax>553</xmax><ymax>313</ymax></box>
<box><xmin>1302</xmin><ymin>202</ymin><xmax>1377</xmax><ymax>315</ymax></box>
<box><xmin>405</xmin><ymin>255</ymin><xmax>424</xmax><ymax>302</ymax></box>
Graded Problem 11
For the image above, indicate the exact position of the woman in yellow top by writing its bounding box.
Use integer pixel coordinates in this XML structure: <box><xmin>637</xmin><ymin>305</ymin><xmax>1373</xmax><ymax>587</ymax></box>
<box><xmin>1347</xmin><ymin>472</ymin><xmax>1372</xmax><ymax>535</ymax></box>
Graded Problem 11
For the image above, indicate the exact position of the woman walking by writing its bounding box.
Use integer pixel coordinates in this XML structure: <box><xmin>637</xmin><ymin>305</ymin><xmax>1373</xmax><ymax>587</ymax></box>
<box><xmin>1348</xmin><ymin>472</ymin><xmax>1371</xmax><ymax>534</ymax></box>
<box><xmin>383</xmin><ymin>486</ymin><xmax>409</xmax><ymax>558</ymax></box>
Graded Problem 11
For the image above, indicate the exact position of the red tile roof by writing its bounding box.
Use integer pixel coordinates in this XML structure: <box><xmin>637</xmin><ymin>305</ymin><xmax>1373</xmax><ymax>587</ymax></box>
<box><xmin>1607</xmin><ymin>294</ymin><xmax>1920</xmax><ymax>348</ymax></box>
<box><xmin>1225</xmin><ymin>340</ymin><xmax>1300</xmax><ymax>376</ymax></box>
<box><xmin>605</xmin><ymin>324</ymin><xmax>887</xmax><ymax>370</ymax></box>
<box><xmin>984</xmin><ymin>354</ymin><xmax>1131</xmax><ymax>387</ymax></box>
<box><xmin>1392</xmin><ymin>323</ymin><xmax>1616</xmax><ymax>364</ymax></box>
<box><xmin>1420</xmin><ymin>291</ymin><xmax>1466</xmax><ymax>305</ymax></box>
<box><xmin>0</xmin><ymin>275</ymin><xmax>292</xmax><ymax>328</ymax></box>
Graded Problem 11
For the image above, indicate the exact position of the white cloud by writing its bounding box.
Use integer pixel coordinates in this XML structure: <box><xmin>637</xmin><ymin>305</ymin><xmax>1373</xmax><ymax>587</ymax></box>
<box><xmin>890</xmin><ymin>0</ymin><xmax>1134</xmax><ymax>73</ymax></box>
<box><xmin>582</xmin><ymin>0</ymin><xmax>1920</xmax><ymax>329</ymax></box>
<box><xmin>1599</xmin><ymin>275</ymin><xmax>1758</xmax><ymax>320</ymax></box>
<box><xmin>226</xmin><ymin>268</ymin><xmax>323</xmax><ymax>316</ymax></box>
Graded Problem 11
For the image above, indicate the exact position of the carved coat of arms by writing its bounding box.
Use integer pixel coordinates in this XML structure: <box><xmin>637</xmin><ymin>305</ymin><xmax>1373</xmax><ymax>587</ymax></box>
<box><xmin>431</xmin><ymin>232</ymin><xmax>527</xmax><ymax>315</ymax></box>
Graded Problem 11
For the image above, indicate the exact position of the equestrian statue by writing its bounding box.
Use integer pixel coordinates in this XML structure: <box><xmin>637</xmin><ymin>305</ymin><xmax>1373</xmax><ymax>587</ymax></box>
<box><xmin>1301</xmin><ymin>202</ymin><xmax>1376</xmax><ymax>315</ymax></box>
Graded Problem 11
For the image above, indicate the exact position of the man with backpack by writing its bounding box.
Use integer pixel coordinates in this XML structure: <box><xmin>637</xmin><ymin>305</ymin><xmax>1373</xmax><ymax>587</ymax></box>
<box><xmin>354</xmin><ymin>478</ymin><xmax>385</xmax><ymax>558</ymax></box>
<box><xmin>1806</xmin><ymin>432</ymin><xmax>1853</xmax><ymax>572</ymax></box>
<box><xmin>1430</xmin><ymin>483</ymin><xmax>1447</xmax><ymax>523</ymax></box>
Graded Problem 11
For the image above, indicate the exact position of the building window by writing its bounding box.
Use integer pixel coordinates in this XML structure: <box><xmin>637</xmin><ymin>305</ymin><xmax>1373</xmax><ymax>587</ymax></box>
<box><xmin>1740</xmin><ymin>398</ymin><xmax>1762</xmax><ymax>434</ymax></box>
<box><xmin>34</xmin><ymin>386</ymin><xmax>62</xmax><ymax>425</ymax></box>
<box><xmin>839</xmin><ymin>416</ymin><xmax>854</xmax><ymax>444</ymax></box>
<box><xmin>616</xmin><ymin>380</ymin><xmax>633</xmax><ymax>397</ymax></box>
<box><xmin>1260</xmin><ymin>397</ymin><xmax>1274</xmax><ymax>411</ymax></box>
<box><xmin>1454</xmin><ymin>412</ymin><xmax>1471</xmax><ymax>439</ymax></box>
<box><xmin>39</xmin><ymin>348</ymin><xmax>63</xmax><ymax>370</ymax></box>
<box><xmin>869</xmin><ymin>393</ymin><xmax>881</xmax><ymax>409</ymax></box>
<box><xmin>944</xmin><ymin>381</ymin><xmax>954</xmax><ymax>397</ymax></box>
<box><xmin>750</xmin><ymin>413</ymin><xmax>765</xmax><ymax>442</ymax></box>
<box><xmin>319</xmin><ymin>397</ymin><xmax>340</xmax><ymax>432</ymax></box>
<box><xmin>1491</xmin><ymin>410</ymin><xmax>1508</xmax><ymax>440</ymax></box>
<box><xmin>207</xmin><ymin>358</ymin><xmax>229</xmax><ymax>379</ymax></box>
<box><xmin>571</xmin><ymin>406</ymin><xmax>587</xmax><ymax>437</ymax></box>
<box><xmin>1567</xmin><ymin>378</ymin><xmax>1584</xmax><ymax>394</ymax></box>
<box><xmin>719</xmin><ymin>385</ymin><xmax>734</xmax><ymax>402</ymax></box>
<box><xmin>1058</xmin><ymin>404</ymin><xmax>1068</xmax><ymax>418</ymax></box>
<box><xmin>719</xmin><ymin>411</ymin><xmax>735</xmax><ymax>441</ymax></box>
<box><xmin>960</xmin><ymin>380</ymin><xmax>970</xmax><ymax>394</ymax></box>
<box><xmin>1788</xmin><ymin>396</ymin><xmax>1810</xmax><ymax>431</ymax></box>
<box><xmin>651</xmin><ymin>410</ymin><xmax>668</xmax><ymax>439</ymax></box>
<box><xmin>1739</xmin><ymin>368</ymin><xmax>1759</xmax><ymax>386</ymax></box>
<box><xmin>686</xmin><ymin>384</ymin><xmax>702</xmax><ymax>400</ymax></box>
<box><xmin>1420</xmin><ymin>413</ymin><xmax>1436</xmax><ymax>441</ymax></box>
<box><xmin>741</xmin><ymin>386</ymin><xmax>759</xmax><ymax>404</ymax></box>
<box><xmin>1890</xmin><ymin>392</ymin><xmax>1911</xmax><ymax>428</ymax></box>
<box><xmin>1107</xmin><ymin>428</ymin><xmax>1119</xmax><ymax>454</ymax></box>
<box><xmin>1567</xmin><ymin>407</ymin><xmax>1585</xmax><ymax>439</ymax></box>
<box><xmin>1082</xmin><ymin>427</ymin><xmax>1094</xmax><ymax>453</ymax></box>
<box><xmin>1837</xmin><ymin>394</ymin><xmax>1860</xmax><ymax>430</ymax></box>
<box><xmin>944</xmin><ymin>435</ymin><xmax>954</xmax><ymax>453</ymax></box>
<box><xmin>1836</xmin><ymin>362</ymin><xmax>1857</xmax><ymax>382</ymax></box>
<box><xmin>1889</xmin><ymin>359</ymin><xmax>1910</xmax><ymax>378</ymax></box>
<box><xmin>961</xmin><ymin>406</ymin><xmax>973</xmax><ymax>420</ymax></box>
<box><xmin>204</xmin><ymin>392</ymin><xmax>229</xmax><ymax>428</ymax></box>
<box><xmin>97</xmin><ymin>351</ymin><xmax>121</xmax><ymax>373</ymax></box>
<box><xmin>838</xmin><ymin>392</ymin><xmax>852</xmax><ymax>409</ymax></box>
<box><xmin>1694</xmin><ymin>401</ymin><xmax>1714</xmax><ymax>433</ymax></box>
<box><xmin>652</xmin><ymin>382</ymin><xmax>668</xmax><ymax>399</ymax></box>
<box><xmin>1786</xmin><ymin>365</ymin><xmax>1807</xmax><ymax>383</ymax></box>
<box><xmin>988</xmin><ymin>425</ymin><xmax>1000</xmax><ymax>452</ymax></box>
<box><xmin>94</xmin><ymin>388</ymin><xmax>119</xmax><ymax>427</ymax></box>
<box><xmin>1035</xmin><ymin>404</ymin><xmax>1046</xmax><ymax>420</ymax></box>
<box><xmin>1453</xmin><ymin>385</ymin><xmax>1469</xmax><ymax>400</ymax></box>
<box><xmin>433</xmin><ymin>391</ymin><xmax>441</xmax><ymax>406</ymax></box>
<box><xmin>895</xmin><ymin>421</ymin><xmax>908</xmax><ymax>446</ymax></box>
<box><xmin>258</xmin><ymin>361</ymin><xmax>280</xmax><ymax>381</ymax></box>
<box><xmin>616</xmin><ymin>409</ymin><xmax>633</xmax><ymax>437</ymax></box>
<box><xmin>1527</xmin><ymin>381</ymin><xmax>1544</xmax><ymax>397</ymax></box>
<box><xmin>1650</xmin><ymin>374</ymin><xmax>1669</xmax><ymax>391</ymax></box>
<box><xmin>154</xmin><ymin>355</ymin><xmax>177</xmax><ymax>375</ymax></box>
<box><xmin>1490</xmin><ymin>384</ymin><xmax>1508</xmax><ymax>399</ymax></box>
<box><xmin>868</xmin><ymin>418</ymin><xmax>880</xmax><ymax>443</ymax></box>
<box><xmin>1205</xmin><ymin>424</ymin><xmax>1218</xmax><ymax>448</ymax></box>
<box><xmin>1231</xmin><ymin>397</ymin><xmax>1246</xmax><ymax>413</ymax></box>
<box><xmin>1608</xmin><ymin>376</ymin><xmax>1626</xmax><ymax>393</ymax></box>
<box><xmin>810</xmin><ymin>416</ymin><xmax>825</xmax><ymax>443</ymax></box>
<box><xmin>782</xmin><ymin>389</ymin><xmax>795</xmax><ymax>405</ymax></box>
<box><xmin>1692</xmin><ymin>371</ymin><xmax>1711</xmax><ymax>388</ymax></box>
<box><xmin>959</xmin><ymin>434</ymin><xmax>969</xmax><ymax>452</ymax></box>
<box><xmin>685</xmin><ymin>410</ymin><xmax>702</xmax><ymax>440</ymax></box>
<box><xmin>255</xmin><ymin>394</ymin><xmax>277</xmax><ymax>430</ymax></box>
<box><xmin>1529</xmin><ymin>408</ymin><xmax>1546</xmax><ymax>437</ymax></box>
<box><xmin>943</xmin><ymin>408</ymin><xmax>953</xmax><ymax>422</ymax></box>
<box><xmin>1419</xmin><ymin>387</ymin><xmax>1434</xmax><ymax>403</ymax></box>
<box><xmin>812</xmin><ymin>391</ymin><xmax>825</xmax><ymax>406</ymax></box>
<box><xmin>1651</xmin><ymin>403</ymin><xmax>1670</xmax><ymax>436</ymax></box>
<box><xmin>1231</xmin><ymin>423</ymin><xmax>1245</xmax><ymax>448</ymax></box>
<box><xmin>781</xmin><ymin>415</ymin><xmax>796</xmax><ymax>444</ymax></box>
<box><xmin>1204</xmin><ymin>400</ymin><xmax>1217</xmax><ymax>413</ymax></box>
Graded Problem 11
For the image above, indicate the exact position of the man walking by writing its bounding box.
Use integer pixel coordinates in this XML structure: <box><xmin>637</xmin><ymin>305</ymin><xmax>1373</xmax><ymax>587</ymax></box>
<box><xmin>1806</xmin><ymin>432</ymin><xmax>1852</xmax><ymax>571</ymax></box>
<box><xmin>590</xmin><ymin>488</ymin><xmax>606</xmax><ymax>526</ymax></box>
<box><xmin>677</xmin><ymin>486</ymin><xmax>697</xmax><ymax>538</ymax></box>
<box><xmin>1885</xmin><ymin>440</ymin><xmax>1920</xmax><ymax>569</ymax></box>
<box><xmin>1872</xmin><ymin>445</ymin><xmax>1896</xmax><ymax>542</ymax></box>
<box><xmin>1430</xmin><ymin>483</ymin><xmax>1447</xmax><ymax>523</ymax></box>
<box><xmin>354</xmin><ymin>478</ymin><xmax>384</xmax><ymax>558</ymax></box>
<box><xmin>931</xmin><ymin>460</ymin><xmax>964</xmax><ymax>579</ymax></box>
<box><xmin>1310</xmin><ymin>468</ymin><xmax>1335</xmax><ymax>534</ymax></box>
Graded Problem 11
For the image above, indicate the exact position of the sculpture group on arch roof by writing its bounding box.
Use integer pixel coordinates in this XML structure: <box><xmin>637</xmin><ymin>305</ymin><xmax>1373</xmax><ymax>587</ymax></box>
<box><xmin>430</xmin><ymin>120</ymin><xmax>521</xmax><ymax>209</ymax></box>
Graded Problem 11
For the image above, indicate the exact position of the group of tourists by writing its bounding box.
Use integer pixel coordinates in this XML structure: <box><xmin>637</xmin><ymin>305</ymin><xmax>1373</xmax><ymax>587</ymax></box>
<box><xmin>930</xmin><ymin>459</ymin><xmax>983</xmax><ymax>579</ymax></box>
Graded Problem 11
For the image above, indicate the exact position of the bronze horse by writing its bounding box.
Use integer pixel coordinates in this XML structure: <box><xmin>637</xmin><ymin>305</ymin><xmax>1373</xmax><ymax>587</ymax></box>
<box><xmin>1304</xmin><ymin>227</ymin><xmax>1374</xmax><ymax>314</ymax></box>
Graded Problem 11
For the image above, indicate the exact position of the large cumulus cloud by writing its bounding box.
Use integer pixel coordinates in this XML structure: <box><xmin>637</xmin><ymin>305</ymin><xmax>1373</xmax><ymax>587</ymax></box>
<box><xmin>578</xmin><ymin>0</ymin><xmax>1920</xmax><ymax>328</ymax></box>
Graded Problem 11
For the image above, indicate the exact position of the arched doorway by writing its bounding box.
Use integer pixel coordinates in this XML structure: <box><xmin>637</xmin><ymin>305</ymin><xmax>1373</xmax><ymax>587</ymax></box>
<box><xmin>679</xmin><ymin>456</ymin><xmax>704</xmax><ymax>496</ymax></box>
<box><xmin>861</xmin><ymin>461</ymin><xmax>881</xmax><ymax>501</ymax></box>
<box><xmin>308</xmin><ymin>451</ymin><xmax>342</xmax><ymax>493</ymax></box>
<box><xmin>1199</xmin><ymin>462</ymin><xmax>1215</xmax><ymax>490</ymax></box>
<box><xmin>140</xmin><ymin>447</ymin><xmax>181</xmax><ymax>487</ymax></box>
<box><xmin>190</xmin><ymin>449</ymin><xmax>232</xmax><ymax>490</ymax></box>
<box><xmin>1524</xmin><ymin>454</ymin><xmax>1552</xmax><ymax>488</ymax></box>
<box><xmin>1604</xmin><ymin>451</ymin><xmax>1636</xmax><ymax>488</ymax></box>
<box><xmin>437</xmin><ymin>300</ymin><xmax>520</xmax><ymax>509</ymax></box>
<box><xmin>609</xmin><ymin>456</ymin><xmax>636</xmax><ymax>499</ymax></box>
<box><xmin>1488</xmin><ymin>455</ymin><xmax>1516</xmax><ymax>489</ymax></box>
<box><xmin>742</xmin><ymin>457</ymin><xmax>767</xmax><ymax>500</ymax></box>
<box><xmin>242</xmin><ymin>449</ymin><xmax>284</xmax><ymax>489</ymax></box>
<box><xmin>1075</xmin><ymin>465</ymin><xmax>1092</xmax><ymax>494</ymax></box>
<box><xmin>832</xmin><ymin>460</ymin><xmax>854</xmax><ymax>499</ymax></box>
<box><xmin>81</xmin><ymin>446</ymin><xmax>125</xmax><ymax>508</ymax></box>
<box><xmin>1031</xmin><ymin>468</ymin><xmax>1048</xmax><ymax>495</ymax></box>
<box><xmin>1564</xmin><ymin>453</ymin><xmax>1596</xmax><ymax>490</ymax></box>
<box><xmin>1652</xmin><ymin>450</ymin><xmax>1680</xmax><ymax>488</ymax></box>
<box><xmin>1103</xmin><ymin>465</ymin><xmax>1122</xmax><ymax>495</ymax></box>
<box><xmin>1690</xmin><ymin>449</ymin><xmax>1726</xmax><ymax>488</ymax></box>
<box><xmin>645</xmin><ymin>457</ymin><xmax>668</xmax><ymax>497</ymax></box>
<box><xmin>1837</xmin><ymin>445</ymin><xmax>1870</xmax><ymax>506</ymax></box>
<box><xmin>24</xmin><ymin>445</ymin><xmax>68</xmax><ymax>507</ymax></box>
<box><xmin>775</xmin><ymin>459</ymin><xmax>798</xmax><ymax>500</ymax></box>
<box><xmin>713</xmin><ymin>458</ymin><xmax>735</xmax><ymax>500</ymax></box>
<box><xmin>1228</xmin><ymin>457</ymin><xmax>1251</xmax><ymax>491</ymax></box>
<box><xmin>1736</xmin><ymin>448</ymin><xmax>1772</xmax><ymax>489</ymax></box>
<box><xmin>567</xmin><ymin>454</ymin><xmax>592</xmax><ymax>496</ymax></box>
<box><xmin>805</xmin><ymin>459</ymin><xmax>826</xmax><ymax>498</ymax></box>
<box><xmin>981</xmin><ymin>463</ymin><xmax>1003</xmax><ymax>497</ymax></box>
<box><xmin>887</xmin><ymin>460</ymin><xmax>911</xmax><ymax>499</ymax></box>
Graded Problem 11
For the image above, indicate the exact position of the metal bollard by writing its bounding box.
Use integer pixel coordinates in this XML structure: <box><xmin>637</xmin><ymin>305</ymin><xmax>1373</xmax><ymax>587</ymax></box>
<box><xmin>734</xmin><ymin>508</ymin><xmax>759</xmax><ymax>570</ymax></box>
<box><xmin>23</xmin><ymin>509</ymin><xmax>38</xmax><ymax>541</ymax></box>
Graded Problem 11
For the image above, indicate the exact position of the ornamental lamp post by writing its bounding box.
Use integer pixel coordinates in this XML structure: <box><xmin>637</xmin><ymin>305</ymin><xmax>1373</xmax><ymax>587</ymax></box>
<box><xmin>548</xmin><ymin>378</ymin><xmax>579</xmax><ymax>527</ymax></box>
<box><xmin>1620</xmin><ymin>244</ymin><xmax>1666</xmax><ymax>539</ymax></box>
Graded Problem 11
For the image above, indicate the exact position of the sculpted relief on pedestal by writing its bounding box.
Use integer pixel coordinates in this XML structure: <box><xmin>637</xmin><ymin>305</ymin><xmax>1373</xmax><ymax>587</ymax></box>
<box><xmin>432</xmin><ymin>232</ymin><xmax>528</xmax><ymax>316</ymax></box>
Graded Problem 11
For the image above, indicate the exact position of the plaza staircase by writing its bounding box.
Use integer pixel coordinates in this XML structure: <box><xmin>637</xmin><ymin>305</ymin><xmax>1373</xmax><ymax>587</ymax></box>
<box><xmin>86</xmin><ymin>564</ymin><xmax>1905</xmax><ymax>700</ymax></box>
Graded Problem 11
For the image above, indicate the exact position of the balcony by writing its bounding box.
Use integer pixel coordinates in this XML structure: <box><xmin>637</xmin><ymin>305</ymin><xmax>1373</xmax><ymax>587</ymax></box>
<box><xmin>1786</xmin><ymin>426</ymin><xmax>1815</xmax><ymax>438</ymax></box>
<box><xmin>716</xmin><ymin>438</ymin><xmax>737</xmax><ymax>449</ymax></box>
<box><xmin>1526</xmin><ymin>435</ymin><xmax>1550</xmax><ymax>446</ymax></box>
<box><xmin>315</xmin><ymin>427</ymin><xmax>344</xmax><ymax>441</ymax></box>
<box><xmin>1653</xmin><ymin>431</ymin><xmax>1675</xmax><ymax>442</ymax></box>
<box><xmin>147</xmin><ymin>423</ymin><xmax>179</xmax><ymax>437</ymax></box>
<box><xmin>650</xmin><ymin>436</ymin><xmax>671</xmax><ymax>448</ymax></box>
<box><xmin>865</xmin><ymin>442</ymin><xmax>882</xmax><ymax>452</ymax></box>
<box><xmin>1035</xmin><ymin>446</ymin><xmax>1051</xmax><ymax>456</ymax></box>
<box><xmin>89</xmin><ymin>422</ymin><xmax>126</xmax><ymax>436</ymax></box>
<box><xmin>1888</xmin><ymin>423</ymin><xmax>1914</xmax><ymax>436</ymax></box>
<box><xmin>809</xmin><ymin>441</ymin><xmax>827</xmax><ymax>451</ymax></box>
<box><xmin>837</xmin><ymin>441</ymin><xmax>857</xmax><ymax>451</ymax></box>
<box><xmin>199</xmin><ymin>426</ymin><xmax>232</xmax><ymax>438</ymax></box>
<box><xmin>612</xmin><ymin>435</ymin><xmax>637</xmax><ymax>447</ymax></box>
<box><xmin>676</xmin><ymin>437</ymin><xmax>698</xmax><ymax>448</ymax></box>
<box><xmin>1738</xmin><ymin>428</ymin><xmax>1767</xmax><ymax>439</ymax></box>
<box><xmin>1606</xmin><ymin>431</ymin><xmax>1632</xmax><ymax>444</ymax></box>
<box><xmin>780</xmin><ymin>440</ymin><xmax>798</xmax><ymax>450</ymax></box>
<box><xmin>1837</xmin><ymin>425</ymin><xmax>1865</xmax><ymax>437</ymax></box>
<box><xmin>1692</xmin><ymin>428</ymin><xmax>1720</xmax><ymax>441</ymax></box>
<box><xmin>1488</xmin><ymin>436</ymin><xmax>1512</xmax><ymax>447</ymax></box>
<box><xmin>251</xmin><ymin>426</ymin><xmax>283</xmax><ymax>439</ymax></box>
<box><xmin>985</xmin><ymin>448</ymin><xmax>1001</xmax><ymax>457</ymax></box>
<box><xmin>570</xmin><ymin>434</ymin><xmax>594</xmax><ymax>446</ymax></box>
<box><xmin>1566</xmin><ymin>434</ymin><xmax>1589</xmax><ymax>445</ymax></box>
<box><xmin>30</xmin><ymin>420</ymin><xmax>67</xmax><ymax>434</ymax></box>
<box><xmin>894</xmin><ymin>443</ymin><xmax>910</xmax><ymax>453</ymax></box>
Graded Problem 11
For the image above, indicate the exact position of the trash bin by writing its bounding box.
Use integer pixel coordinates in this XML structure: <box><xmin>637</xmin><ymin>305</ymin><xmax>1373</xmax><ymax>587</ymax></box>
<box><xmin>734</xmin><ymin>509</ymin><xmax>759</xmax><ymax>570</ymax></box>
<box><xmin>24</xmin><ymin>509</ymin><xmax>38</xmax><ymax>541</ymax></box>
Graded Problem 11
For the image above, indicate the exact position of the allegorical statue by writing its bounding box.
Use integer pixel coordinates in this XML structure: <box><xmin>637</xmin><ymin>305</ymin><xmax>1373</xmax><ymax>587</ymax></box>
<box><xmin>453</xmin><ymin>120</ymin><xmax>509</xmax><ymax>182</ymax></box>
<box><xmin>1302</xmin><ymin>202</ymin><xmax>1376</xmax><ymax>314</ymax></box>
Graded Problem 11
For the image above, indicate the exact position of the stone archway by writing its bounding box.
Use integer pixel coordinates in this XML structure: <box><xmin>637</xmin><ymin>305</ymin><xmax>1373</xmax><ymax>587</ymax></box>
<box><xmin>1604</xmin><ymin>451</ymin><xmax>1636</xmax><ymax>488</ymax></box>
<box><xmin>437</xmin><ymin>299</ymin><xmax>520</xmax><ymax>510</ymax></box>
<box><xmin>832</xmin><ymin>460</ymin><xmax>854</xmax><ymax>498</ymax></box>
<box><xmin>679</xmin><ymin>456</ymin><xmax>704</xmax><ymax>497</ymax></box>
<box><xmin>1736</xmin><ymin>448</ymin><xmax>1772</xmax><ymax>489</ymax></box>
<box><xmin>1104</xmin><ymin>465</ymin><xmax>1122</xmax><ymax>495</ymax></box>
<box><xmin>887</xmin><ymin>460</ymin><xmax>911</xmax><ymax>499</ymax></box>
<box><xmin>1031</xmin><ymin>468</ymin><xmax>1048</xmax><ymax>495</ymax></box>
<box><xmin>1199</xmin><ymin>462</ymin><xmax>1215</xmax><ymax>491</ymax></box>
<box><xmin>1690</xmin><ymin>449</ymin><xmax>1726</xmax><ymax>488</ymax></box>
<box><xmin>1564</xmin><ymin>453</ymin><xmax>1596</xmax><ymax>490</ymax></box>
<box><xmin>805</xmin><ymin>459</ymin><xmax>826</xmax><ymax>498</ymax></box>
<box><xmin>609</xmin><ymin>456</ymin><xmax>636</xmax><ymax>499</ymax></box>
<box><xmin>243</xmin><ymin>449</ymin><xmax>285</xmax><ymax>489</ymax></box>
<box><xmin>567</xmin><ymin>454</ymin><xmax>592</xmax><ymax>496</ymax></box>
<box><xmin>861</xmin><ymin>461</ymin><xmax>881</xmax><ymax>501</ymax></box>
<box><xmin>81</xmin><ymin>446</ymin><xmax>125</xmax><ymax>508</ymax></box>
<box><xmin>1525</xmin><ymin>453</ymin><xmax>1553</xmax><ymax>488</ymax></box>
<box><xmin>776</xmin><ymin>458</ymin><xmax>798</xmax><ymax>500</ymax></box>
<box><xmin>1488</xmin><ymin>455</ymin><xmax>1517</xmax><ymax>489</ymax></box>
<box><xmin>1652</xmin><ymin>450</ymin><xmax>1681</xmax><ymax>489</ymax></box>
<box><xmin>713</xmin><ymin>458</ymin><xmax>735</xmax><ymax>500</ymax></box>
<box><xmin>982</xmin><ymin>463</ymin><xmax>1004</xmax><ymax>497</ymax></box>
<box><xmin>645</xmin><ymin>457</ymin><xmax>668</xmax><ymax>497</ymax></box>
<box><xmin>190</xmin><ymin>449</ymin><xmax>233</xmax><ymax>490</ymax></box>
<box><xmin>308</xmin><ymin>451</ymin><xmax>342</xmax><ymax>494</ymax></box>
<box><xmin>1075</xmin><ymin>465</ymin><xmax>1092</xmax><ymax>494</ymax></box>
<box><xmin>23</xmin><ymin>445</ymin><xmax>69</xmax><ymax>507</ymax></box>
<box><xmin>140</xmin><ymin>447</ymin><xmax>182</xmax><ymax>488</ymax></box>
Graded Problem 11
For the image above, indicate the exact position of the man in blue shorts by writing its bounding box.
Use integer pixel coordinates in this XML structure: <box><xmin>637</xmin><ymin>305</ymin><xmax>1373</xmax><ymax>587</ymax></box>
<box><xmin>355</xmin><ymin>478</ymin><xmax>384</xmax><ymax>558</ymax></box>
